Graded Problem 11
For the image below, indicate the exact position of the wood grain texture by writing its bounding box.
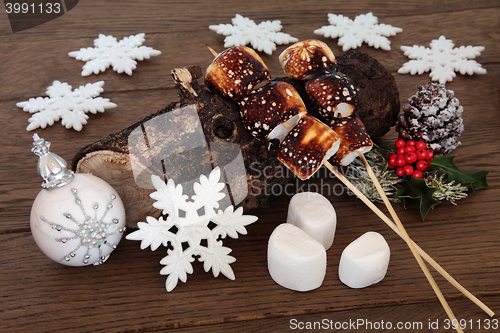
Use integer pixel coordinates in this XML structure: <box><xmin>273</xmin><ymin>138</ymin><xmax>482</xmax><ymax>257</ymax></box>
<box><xmin>0</xmin><ymin>0</ymin><xmax>498</xmax><ymax>332</ymax></box>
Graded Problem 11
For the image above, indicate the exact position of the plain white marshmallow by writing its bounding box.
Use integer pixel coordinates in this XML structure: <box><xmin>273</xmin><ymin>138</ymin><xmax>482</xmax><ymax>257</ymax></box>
<box><xmin>338</xmin><ymin>231</ymin><xmax>390</xmax><ymax>289</ymax></box>
<box><xmin>287</xmin><ymin>192</ymin><xmax>337</xmax><ymax>250</ymax></box>
<box><xmin>267</xmin><ymin>223</ymin><xmax>326</xmax><ymax>292</ymax></box>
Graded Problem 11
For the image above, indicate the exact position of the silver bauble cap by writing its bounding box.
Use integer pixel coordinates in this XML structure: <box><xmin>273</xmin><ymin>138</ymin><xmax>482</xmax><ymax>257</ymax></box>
<box><xmin>32</xmin><ymin>134</ymin><xmax>74</xmax><ymax>189</ymax></box>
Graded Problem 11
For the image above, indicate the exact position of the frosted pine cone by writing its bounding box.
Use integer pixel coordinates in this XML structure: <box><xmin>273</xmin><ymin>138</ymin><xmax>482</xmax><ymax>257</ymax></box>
<box><xmin>396</xmin><ymin>82</ymin><xmax>463</xmax><ymax>154</ymax></box>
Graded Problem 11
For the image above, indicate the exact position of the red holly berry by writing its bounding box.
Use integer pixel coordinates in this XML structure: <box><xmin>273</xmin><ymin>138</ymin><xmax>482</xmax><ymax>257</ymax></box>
<box><xmin>405</xmin><ymin>145</ymin><xmax>416</xmax><ymax>153</ymax></box>
<box><xmin>416</xmin><ymin>149</ymin><xmax>427</xmax><ymax>160</ymax></box>
<box><xmin>412</xmin><ymin>170</ymin><xmax>423</xmax><ymax>179</ymax></box>
<box><xmin>405</xmin><ymin>152</ymin><xmax>417</xmax><ymax>164</ymax></box>
<box><xmin>416</xmin><ymin>141</ymin><xmax>426</xmax><ymax>150</ymax></box>
<box><xmin>390</xmin><ymin>139</ymin><xmax>436</xmax><ymax>179</ymax></box>
<box><xmin>396</xmin><ymin>155</ymin><xmax>406</xmax><ymax>167</ymax></box>
<box><xmin>396</xmin><ymin>167</ymin><xmax>405</xmax><ymax>177</ymax></box>
<box><xmin>406</xmin><ymin>140</ymin><xmax>416</xmax><ymax>147</ymax></box>
<box><xmin>395</xmin><ymin>139</ymin><xmax>406</xmax><ymax>148</ymax></box>
<box><xmin>416</xmin><ymin>160</ymin><xmax>428</xmax><ymax>170</ymax></box>
<box><xmin>403</xmin><ymin>164</ymin><xmax>414</xmax><ymax>175</ymax></box>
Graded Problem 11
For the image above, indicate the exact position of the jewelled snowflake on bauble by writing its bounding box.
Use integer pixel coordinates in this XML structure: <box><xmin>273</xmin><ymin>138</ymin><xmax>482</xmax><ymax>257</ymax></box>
<box><xmin>69</xmin><ymin>33</ymin><xmax>161</xmax><ymax>76</ymax></box>
<box><xmin>209</xmin><ymin>14</ymin><xmax>298</xmax><ymax>55</ymax></box>
<box><xmin>39</xmin><ymin>188</ymin><xmax>126</xmax><ymax>266</ymax></box>
<box><xmin>314</xmin><ymin>12</ymin><xmax>402</xmax><ymax>51</ymax></box>
<box><xmin>126</xmin><ymin>167</ymin><xmax>258</xmax><ymax>292</ymax></box>
<box><xmin>16</xmin><ymin>80</ymin><xmax>116</xmax><ymax>131</ymax></box>
<box><xmin>398</xmin><ymin>35</ymin><xmax>487</xmax><ymax>83</ymax></box>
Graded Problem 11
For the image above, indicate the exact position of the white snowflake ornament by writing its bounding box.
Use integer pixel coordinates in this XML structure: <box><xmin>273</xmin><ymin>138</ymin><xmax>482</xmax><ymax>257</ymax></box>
<box><xmin>17</xmin><ymin>80</ymin><xmax>116</xmax><ymax>131</ymax></box>
<box><xmin>209</xmin><ymin>14</ymin><xmax>298</xmax><ymax>55</ymax></box>
<box><xmin>69</xmin><ymin>33</ymin><xmax>161</xmax><ymax>76</ymax></box>
<box><xmin>398</xmin><ymin>35</ymin><xmax>487</xmax><ymax>83</ymax></box>
<box><xmin>314</xmin><ymin>12</ymin><xmax>402</xmax><ymax>51</ymax></box>
<box><xmin>126</xmin><ymin>167</ymin><xmax>258</xmax><ymax>292</ymax></box>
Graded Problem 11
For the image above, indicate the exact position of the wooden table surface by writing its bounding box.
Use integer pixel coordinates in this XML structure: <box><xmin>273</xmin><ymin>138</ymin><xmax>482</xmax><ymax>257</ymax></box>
<box><xmin>1</xmin><ymin>1</ymin><xmax>499</xmax><ymax>332</ymax></box>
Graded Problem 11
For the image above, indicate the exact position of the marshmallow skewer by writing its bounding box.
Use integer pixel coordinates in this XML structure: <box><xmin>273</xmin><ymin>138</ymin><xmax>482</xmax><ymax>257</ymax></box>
<box><xmin>205</xmin><ymin>45</ymin><xmax>493</xmax><ymax>318</ymax></box>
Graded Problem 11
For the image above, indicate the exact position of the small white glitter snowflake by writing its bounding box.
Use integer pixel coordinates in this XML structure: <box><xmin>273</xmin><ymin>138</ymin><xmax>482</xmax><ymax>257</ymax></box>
<box><xmin>209</xmin><ymin>14</ymin><xmax>298</xmax><ymax>55</ymax></box>
<box><xmin>314</xmin><ymin>12</ymin><xmax>402</xmax><ymax>51</ymax></box>
<box><xmin>398</xmin><ymin>35</ymin><xmax>487</xmax><ymax>83</ymax></box>
<box><xmin>126</xmin><ymin>167</ymin><xmax>258</xmax><ymax>292</ymax></box>
<box><xmin>69</xmin><ymin>33</ymin><xmax>161</xmax><ymax>76</ymax></box>
<box><xmin>16</xmin><ymin>80</ymin><xmax>116</xmax><ymax>131</ymax></box>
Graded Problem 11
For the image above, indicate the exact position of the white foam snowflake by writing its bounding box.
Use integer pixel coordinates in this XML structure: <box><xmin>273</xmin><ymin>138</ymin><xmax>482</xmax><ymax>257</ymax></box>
<box><xmin>126</xmin><ymin>167</ymin><xmax>258</xmax><ymax>292</ymax></box>
<box><xmin>398</xmin><ymin>35</ymin><xmax>487</xmax><ymax>84</ymax></box>
<box><xmin>209</xmin><ymin>14</ymin><xmax>298</xmax><ymax>55</ymax></box>
<box><xmin>69</xmin><ymin>33</ymin><xmax>161</xmax><ymax>76</ymax></box>
<box><xmin>314</xmin><ymin>12</ymin><xmax>402</xmax><ymax>51</ymax></box>
<box><xmin>16</xmin><ymin>80</ymin><xmax>116</xmax><ymax>131</ymax></box>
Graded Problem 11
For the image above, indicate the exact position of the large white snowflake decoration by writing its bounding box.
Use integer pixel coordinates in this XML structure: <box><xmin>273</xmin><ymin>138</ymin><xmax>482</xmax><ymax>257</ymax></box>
<box><xmin>16</xmin><ymin>80</ymin><xmax>116</xmax><ymax>131</ymax></box>
<box><xmin>126</xmin><ymin>167</ymin><xmax>258</xmax><ymax>292</ymax></box>
<box><xmin>209</xmin><ymin>14</ymin><xmax>298</xmax><ymax>55</ymax></box>
<box><xmin>314</xmin><ymin>12</ymin><xmax>402</xmax><ymax>51</ymax></box>
<box><xmin>398</xmin><ymin>35</ymin><xmax>487</xmax><ymax>83</ymax></box>
<box><xmin>69</xmin><ymin>33</ymin><xmax>161</xmax><ymax>76</ymax></box>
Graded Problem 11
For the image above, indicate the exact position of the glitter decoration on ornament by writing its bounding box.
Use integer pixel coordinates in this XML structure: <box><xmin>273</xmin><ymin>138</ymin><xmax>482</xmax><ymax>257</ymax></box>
<box><xmin>39</xmin><ymin>188</ymin><xmax>125</xmax><ymax>265</ymax></box>
<box><xmin>69</xmin><ymin>33</ymin><xmax>161</xmax><ymax>76</ymax></box>
<box><xmin>30</xmin><ymin>134</ymin><xmax>126</xmax><ymax>266</ymax></box>
<box><xmin>126</xmin><ymin>167</ymin><xmax>258</xmax><ymax>292</ymax></box>
<box><xmin>209</xmin><ymin>14</ymin><xmax>299</xmax><ymax>55</ymax></box>
<box><xmin>16</xmin><ymin>80</ymin><xmax>116</xmax><ymax>131</ymax></box>
<box><xmin>314</xmin><ymin>12</ymin><xmax>402</xmax><ymax>51</ymax></box>
<box><xmin>398</xmin><ymin>35</ymin><xmax>486</xmax><ymax>83</ymax></box>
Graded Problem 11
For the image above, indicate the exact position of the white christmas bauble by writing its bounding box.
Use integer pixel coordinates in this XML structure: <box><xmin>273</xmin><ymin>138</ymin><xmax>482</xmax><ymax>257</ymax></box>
<box><xmin>30</xmin><ymin>173</ymin><xmax>126</xmax><ymax>266</ymax></box>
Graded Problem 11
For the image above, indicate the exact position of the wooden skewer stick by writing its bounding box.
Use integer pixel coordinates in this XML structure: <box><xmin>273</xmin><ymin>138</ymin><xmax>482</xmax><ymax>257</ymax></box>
<box><xmin>206</xmin><ymin>45</ymin><xmax>219</xmax><ymax>57</ymax></box>
<box><xmin>355</xmin><ymin>151</ymin><xmax>461</xmax><ymax>331</ymax></box>
<box><xmin>323</xmin><ymin>159</ymin><xmax>494</xmax><ymax>318</ymax></box>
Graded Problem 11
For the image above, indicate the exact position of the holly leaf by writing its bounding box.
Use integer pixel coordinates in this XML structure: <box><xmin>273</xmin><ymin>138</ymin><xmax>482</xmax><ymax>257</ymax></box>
<box><xmin>395</xmin><ymin>177</ymin><xmax>440</xmax><ymax>220</ymax></box>
<box><xmin>430</xmin><ymin>155</ymin><xmax>489</xmax><ymax>192</ymax></box>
